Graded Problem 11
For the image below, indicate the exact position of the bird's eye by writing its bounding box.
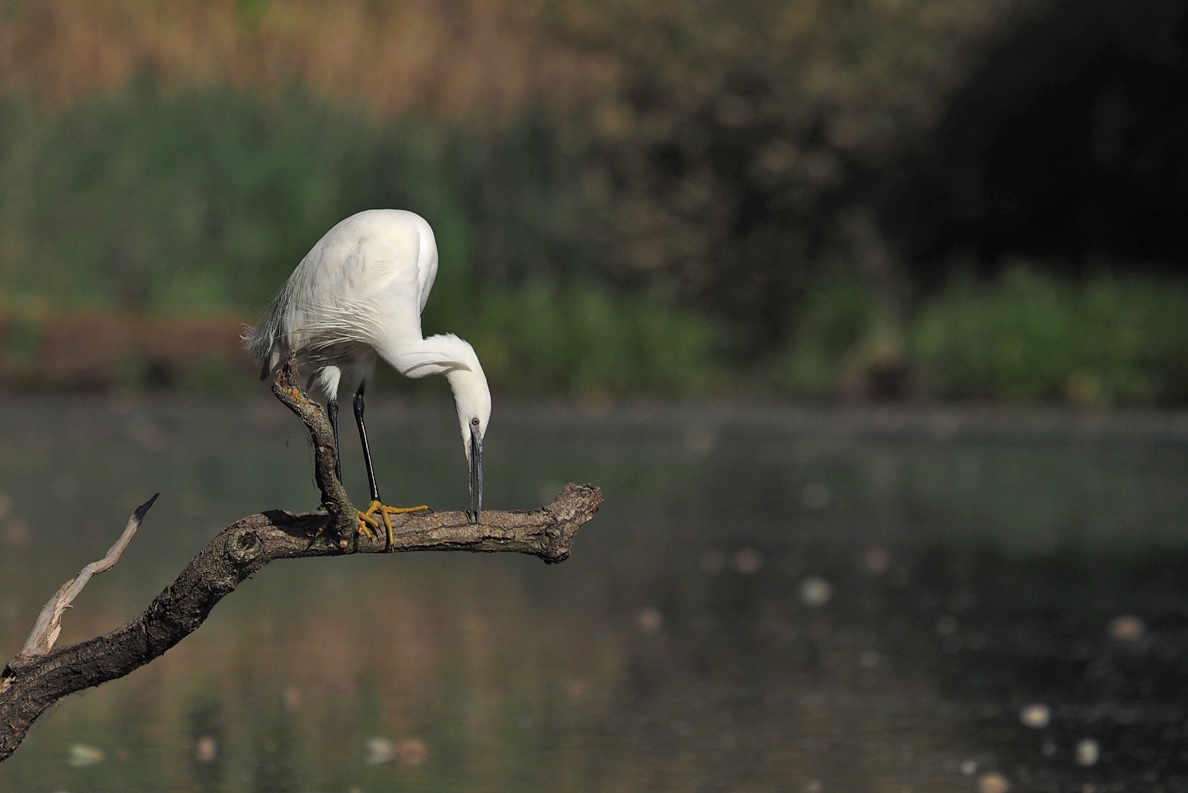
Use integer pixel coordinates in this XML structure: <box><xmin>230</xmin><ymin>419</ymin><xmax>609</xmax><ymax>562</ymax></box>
<box><xmin>471</xmin><ymin>417</ymin><xmax>480</xmax><ymax>426</ymax></box>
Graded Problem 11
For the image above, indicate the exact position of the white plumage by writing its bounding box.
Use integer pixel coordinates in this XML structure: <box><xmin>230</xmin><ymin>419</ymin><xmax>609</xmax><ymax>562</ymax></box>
<box><xmin>246</xmin><ymin>209</ymin><xmax>491</xmax><ymax>531</ymax></box>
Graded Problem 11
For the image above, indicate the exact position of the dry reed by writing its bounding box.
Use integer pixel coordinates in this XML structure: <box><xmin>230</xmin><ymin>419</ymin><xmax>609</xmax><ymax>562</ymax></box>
<box><xmin>0</xmin><ymin>0</ymin><xmax>613</xmax><ymax>119</ymax></box>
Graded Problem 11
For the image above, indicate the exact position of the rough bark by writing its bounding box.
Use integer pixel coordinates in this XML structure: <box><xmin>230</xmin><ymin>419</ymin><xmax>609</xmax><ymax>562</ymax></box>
<box><xmin>0</xmin><ymin>362</ymin><xmax>601</xmax><ymax>763</ymax></box>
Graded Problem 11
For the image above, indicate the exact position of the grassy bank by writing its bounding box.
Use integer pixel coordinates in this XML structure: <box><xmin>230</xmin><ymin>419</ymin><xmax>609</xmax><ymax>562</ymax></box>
<box><xmin>911</xmin><ymin>267</ymin><xmax>1188</xmax><ymax>405</ymax></box>
<box><xmin>7</xmin><ymin>265</ymin><xmax>1188</xmax><ymax>406</ymax></box>
<box><xmin>773</xmin><ymin>266</ymin><xmax>1188</xmax><ymax>407</ymax></box>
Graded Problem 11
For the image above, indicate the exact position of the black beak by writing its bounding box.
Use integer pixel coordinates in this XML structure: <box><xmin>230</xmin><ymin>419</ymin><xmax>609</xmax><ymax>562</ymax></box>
<box><xmin>468</xmin><ymin>423</ymin><xmax>483</xmax><ymax>523</ymax></box>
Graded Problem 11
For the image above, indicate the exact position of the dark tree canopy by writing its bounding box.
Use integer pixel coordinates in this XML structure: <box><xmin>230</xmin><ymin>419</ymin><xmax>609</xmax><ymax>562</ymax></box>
<box><xmin>887</xmin><ymin>0</ymin><xmax>1188</xmax><ymax>284</ymax></box>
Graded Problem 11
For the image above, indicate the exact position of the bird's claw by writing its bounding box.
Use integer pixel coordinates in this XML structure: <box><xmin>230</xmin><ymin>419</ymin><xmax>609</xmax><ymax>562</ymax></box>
<box><xmin>355</xmin><ymin>510</ymin><xmax>379</xmax><ymax>539</ymax></box>
<box><xmin>357</xmin><ymin>500</ymin><xmax>428</xmax><ymax>546</ymax></box>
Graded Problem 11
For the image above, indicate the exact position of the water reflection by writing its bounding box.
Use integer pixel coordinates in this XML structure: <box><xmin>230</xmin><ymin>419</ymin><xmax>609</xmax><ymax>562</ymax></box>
<box><xmin>1</xmin><ymin>398</ymin><xmax>1187</xmax><ymax>791</ymax></box>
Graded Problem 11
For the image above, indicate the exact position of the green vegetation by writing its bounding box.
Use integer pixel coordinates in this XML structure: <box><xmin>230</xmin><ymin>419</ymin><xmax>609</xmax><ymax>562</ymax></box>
<box><xmin>1</xmin><ymin>83</ymin><xmax>1186</xmax><ymax>404</ymax></box>
<box><xmin>770</xmin><ymin>266</ymin><xmax>1188</xmax><ymax>406</ymax></box>
<box><xmin>0</xmin><ymin>83</ymin><xmax>556</xmax><ymax>313</ymax></box>
<box><xmin>0</xmin><ymin>84</ymin><xmax>720</xmax><ymax>395</ymax></box>
<box><xmin>770</xmin><ymin>277</ymin><xmax>881</xmax><ymax>397</ymax></box>
<box><xmin>911</xmin><ymin>266</ymin><xmax>1188</xmax><ymax>406</ymax></box>
<box><xmin>462</xmin><ymin>282</ymin><xmax>720</xmax><ymax>395</ymax></box>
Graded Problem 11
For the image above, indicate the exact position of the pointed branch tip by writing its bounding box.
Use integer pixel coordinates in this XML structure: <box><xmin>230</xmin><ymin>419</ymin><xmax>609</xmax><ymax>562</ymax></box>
<box><xmin>134</xmin><ymin>493</ymin><xmax>159</xmax><ymax>522</ymax></box>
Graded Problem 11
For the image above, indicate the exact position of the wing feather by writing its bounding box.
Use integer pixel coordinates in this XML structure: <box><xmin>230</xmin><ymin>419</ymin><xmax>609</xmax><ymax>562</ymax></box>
<box><xmin>245</xmin><ymin>209</ymin><xmax>438</xmax><ymax>375</ymax></box>
<box><xmin>415</xmin><ymin>221</ymin><xmax>439</xmax><ymax>313</ymax></box>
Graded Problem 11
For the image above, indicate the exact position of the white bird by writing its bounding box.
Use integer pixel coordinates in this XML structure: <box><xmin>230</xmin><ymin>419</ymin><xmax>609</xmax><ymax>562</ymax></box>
<box><xmin>244</xmin><ymin>209</ymin><xmax>491</xmax><ymax>540</ymax></box>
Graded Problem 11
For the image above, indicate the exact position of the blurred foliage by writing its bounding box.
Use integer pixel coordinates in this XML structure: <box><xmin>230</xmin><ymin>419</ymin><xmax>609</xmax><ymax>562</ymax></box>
<box><xmin>463</xmin><ymin>281</ymin><xmax>720</xmax><ymax>395</ymax></box>
<box><xmin>538</xmin><ymin>0</ymin><xmax>1037</xmax><ymax>347</ymax></box>
<box><xmin>771</xmin><ymin>276</ymin><xmax>876</xmax><ymax>396</ymax></box>
<box><xmin>2</xmin><ymin>0</ymin><xmax>1187</xmax><ymax>404</ymax></box>
<box><xmin>0</xmin><ymin>0</ymin><xmax>1042</xmax><ymax>350</ymax></box>
<box><xmin>767</xmin><ymin>266</ymin><xmax>1188</xmax><ymax>405</ymax></box>
<box><xmin>0</xmin><ymin>0</ymin><xmax>607</xmax><ymax>119</ymax></box>
<box><xmin>911</xmin><ymin>266</ymin><xmax>1188</xmax><ymax>406</ymax></box>
<box><xmin>0</xmin><ymin>83</ymin><xmax>717</xmax><ymax>395</ymax></box>
<box><xmin>0</xmin><ymin>82</ymin><xmax>573</xmax><ymax>312</ymax></box>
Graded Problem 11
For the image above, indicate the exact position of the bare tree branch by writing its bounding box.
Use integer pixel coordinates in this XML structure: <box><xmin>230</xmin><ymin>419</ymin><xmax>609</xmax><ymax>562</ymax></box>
<box><xmin>0</xmin><ymin>362</ymin><xmax>601</xmax><ymax>763</ymax></box>
<box><xmin>270</xmin><ymin>362</ymin><xmax>356</xmax><ymax>541</ymax></box>
<box><xmin>17</xmin><ymin>495</ymin><xmax>159</xmax><ymax>659</ymax></box>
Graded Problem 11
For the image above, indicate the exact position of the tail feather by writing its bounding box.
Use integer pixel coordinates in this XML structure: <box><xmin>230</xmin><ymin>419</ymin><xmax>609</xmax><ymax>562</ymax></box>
<box><xmin>243</xmin><ymin>286</ymin><xmax>289</xmax><ymax>379</ymax></box>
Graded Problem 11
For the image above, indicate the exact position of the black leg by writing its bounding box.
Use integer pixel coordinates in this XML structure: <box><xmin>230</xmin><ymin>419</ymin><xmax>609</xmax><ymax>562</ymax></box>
<box><xmin>327</xmin><ymin>398</ymin><xmax>341</xmax><ymax>483</ymax></box>
<box><xmin>354</xmin><ymin>382</ymin><xmax>382</xmax><ymax>503</ymax></box>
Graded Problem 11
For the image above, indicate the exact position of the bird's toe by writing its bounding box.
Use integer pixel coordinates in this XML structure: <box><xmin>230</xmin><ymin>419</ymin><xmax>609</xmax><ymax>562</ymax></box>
<box><xmin>381</xmin><ymin>504</ymin><xmax>429</xmax><ymax>515</ymax></box>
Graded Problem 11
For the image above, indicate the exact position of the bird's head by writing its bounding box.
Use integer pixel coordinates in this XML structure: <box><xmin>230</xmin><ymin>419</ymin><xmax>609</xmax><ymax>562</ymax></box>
<box><xmin>441</xmin><ymin>337</ymin><xmax>490</xmax><ymax>522</ymax></box>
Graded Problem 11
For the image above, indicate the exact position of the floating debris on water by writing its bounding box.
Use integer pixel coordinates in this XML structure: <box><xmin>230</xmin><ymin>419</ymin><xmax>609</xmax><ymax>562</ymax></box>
<box><xmin>733</xmin><ymin>547</ymin><xmax>762</xmax><ymax>575</ymax></box>
<box><xmin>978</xmin><ymin>772</ymin><xmax>1011</xmax><ymax>793</ymax></box>
<box><xmin>127</xmin><ymin>415</ymin><xmax>164</xmax><ymax>449</ymax></box>
<box><xmin>395</xmin><ymin>738</ymin><xmax>428</xmax><ymax>766</ymax></box>
<box><xmin>800</xmin><ymin>577</ymin><xmax>832</xmax><ymax>607</ymax></box>
<box><xmin>1108</xmin><ymin>615</ymin><xmax>1145</xmax><ymax>642</ymax></box>
<box><xmin>1076</xmin><ymin>739</ymin><xmax>1100</xmax><ymax>767</ymax></box>
<box><xmin>67</xmin><ymin>743</ymin><xmax>104</xmax><ymax>767</ymax></box>
<box><xmin>2</xmin><ymin>519</ymin><xmax>29</xmax><ymax>550</ymax></box>
<box><xmin>636</xmin><ymin>607</ymin><xmax>663</xmax><ymax>636</ymax></box>
<box><xmin>364</xmin><ymin>737</ymin><xmax>394</xmax><ymax>765</ymax></box>
<box><xmin>194</xmin><ymin>736</ymin><xmax>217</xmax><ymax>763</ymax></box>
<box><xmin>698</xmin><ymin>549</ymin><xmax>724</xmax><ymax>575</ymax></box>
<box><xmin>566</xmin><ymin>679</ymin><xmax>588</xmax><ymax>700</ymax></box>
<box><xmin>1020</xmin><ymin>703</ymin><xmax>1051</xmax><ymax>728</ymax></box>
<box><xmin>863</xmin><ymin>547</ymin><xmax>890</xmax><ymax>576</ymax></box>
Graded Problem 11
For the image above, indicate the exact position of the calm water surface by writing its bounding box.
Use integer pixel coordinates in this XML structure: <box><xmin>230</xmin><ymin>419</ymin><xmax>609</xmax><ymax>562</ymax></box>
<box><xmin>2</xmin><ymin>397</ymin><xmax>1188</xmax><ymax>792</ymax></box>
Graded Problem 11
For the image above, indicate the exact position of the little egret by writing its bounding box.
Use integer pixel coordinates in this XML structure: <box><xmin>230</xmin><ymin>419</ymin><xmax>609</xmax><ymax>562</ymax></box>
<box><xmin>245</xmin><ymin>210</ymin><xmax>491</xmax><ymax>540</ymax></box>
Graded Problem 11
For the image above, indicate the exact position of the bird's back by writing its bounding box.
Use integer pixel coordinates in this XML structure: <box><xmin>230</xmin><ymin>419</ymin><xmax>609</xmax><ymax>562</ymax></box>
<box><xmin>245</xmin><ymin>210</ymin><xmax>439</xmax><ymax>379</ymax></box>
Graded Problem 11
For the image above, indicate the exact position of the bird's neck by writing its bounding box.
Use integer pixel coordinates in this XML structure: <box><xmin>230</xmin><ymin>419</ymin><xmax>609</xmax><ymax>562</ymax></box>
<box><xmin>378</xmin><ymin>334</ymin><xmax>472</xmax><ymax>379</ymax></box>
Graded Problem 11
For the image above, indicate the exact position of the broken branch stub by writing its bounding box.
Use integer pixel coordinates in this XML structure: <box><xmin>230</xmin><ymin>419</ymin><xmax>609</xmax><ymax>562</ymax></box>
<box><xmin>18</xmin><ymin>494</ymin><xmax>159</xmax><ymax>658</ymax></box>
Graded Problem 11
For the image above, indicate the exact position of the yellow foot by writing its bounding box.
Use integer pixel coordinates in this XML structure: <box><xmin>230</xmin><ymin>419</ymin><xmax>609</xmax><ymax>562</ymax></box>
<box><xmin>357</xmin><ymin>500</ymin><xmax>429</xmax><ymax>545</ymax></box>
